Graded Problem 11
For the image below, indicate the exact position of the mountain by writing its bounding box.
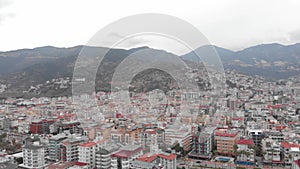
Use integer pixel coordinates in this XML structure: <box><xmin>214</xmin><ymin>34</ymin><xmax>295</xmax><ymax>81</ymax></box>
<box><xmin>1</xmin><ymin>43</ymin><xmax>300</xmax><ymax>97</ymax></box>
<box><xmin>182</xmin><ymin>43</ymin><xmax>300</xmax><ymax>80</ymax></box>
<box><xmin>0</xmin><ymin>46</ymin><xmax>181</xmax><ymax>97</ymax></box>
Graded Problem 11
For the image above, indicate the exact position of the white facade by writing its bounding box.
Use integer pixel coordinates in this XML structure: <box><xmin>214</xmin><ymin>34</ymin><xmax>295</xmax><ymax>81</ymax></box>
<box><xmin>78</xmin><ymin>142</ymin><xmax>96</xmax><ymax>169</ymax></box>
<box><xmin>21</xmin><ymin>141</ymin><xmax>46</xmax><ymax>169</ymax></box>
<box><xmin>262</xmin><ymin>138</ymin><xmax>281</xmax><ymax>162</ymax></box>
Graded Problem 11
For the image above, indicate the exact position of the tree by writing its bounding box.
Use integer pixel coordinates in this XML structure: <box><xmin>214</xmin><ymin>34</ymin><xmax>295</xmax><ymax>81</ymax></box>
<box><xmin>12</xmin><ymin>138</ymin><xmax>16</xmax><ymax>145</ymax></box>
<box><xmin>234</xmin><ymin>144</ymin><xmax>238</xmax><ymax>154</ymax></box>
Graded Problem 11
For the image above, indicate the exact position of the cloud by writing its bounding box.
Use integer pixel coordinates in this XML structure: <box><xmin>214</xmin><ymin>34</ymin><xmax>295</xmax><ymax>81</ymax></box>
<box><xmin>101</xmin><ymin>32</ymin><xmax>151</xmax><ymax>48</ymax></box>
<box><xmin>0</xmin><ymin>13</ymin><xmax>15</xmax><ymax>23</ymax></box>
<box><xmin>288</xmin><ymin>29</ymin><xmax>300</xmax><ymax>42</ymax></box>
<box><xmin>0</xmin><ymin>0</ymin><xmax>15</xmax><ymax>24</ymax></box>
<box><xmin>0</xmin><ymin>0</ymin><xmax>13</xmax><ymax>9</ymax></box>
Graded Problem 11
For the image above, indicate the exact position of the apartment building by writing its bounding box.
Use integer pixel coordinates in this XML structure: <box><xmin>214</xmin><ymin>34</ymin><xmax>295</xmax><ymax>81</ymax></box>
<box><xmin>111</xmin><ymin>145</ymin><xmax>143</xmax><ymax>169</ymax></box>
<box><xmin>165</xmin><ymin>125</ymin><xmax>192</xmax><ymax>152</ymax></box>
<box><xmin>236</xmin><ymin>139</ymin><xmax>255</xmax><ymax>166</ymax></box>
<box><xmin>95</xmin><ymin>143</ymin><xmax>120</xmax><ymax>169</ymax></box>
<box><xmin>214</xmin><ymin>130</ymin><xmax>238</xmax><ymax>156</ymax></box>
<box><xmin>59</xmin><ymin>135</ymin><xmax>89</xmax><ymax>162</ymax></box>
<box><xmin>78</xmin><ymin>142</ymin><xmax>97</xmax><ymax>169</ymax></box>
<box><xmin>20</xmin><ymin>137</ymin><xmax>46</xmax><ymax>169</ymax></box>
<box><xmin>48</xmin><ymin>133</ymin><xmax>67</xmax><ymax>161</ymax></box>
<box><xmin>189</xmin><ymin>131</ymin><xmax>213</xmax><ymax>159</ymax></box>
<box><xmin>132</xmin><ymin>153</ymin><xmax>177</xmax><ymax>169</ymax></box>
<box><xmin>281</xmin><ymin>142</ymin><xmax>300</xmax><ymax>165</ymax></box>
<box><xmin>262</xmin><ymin>138</ymin><xmax>282</xmax><ymax>164</ymax></box>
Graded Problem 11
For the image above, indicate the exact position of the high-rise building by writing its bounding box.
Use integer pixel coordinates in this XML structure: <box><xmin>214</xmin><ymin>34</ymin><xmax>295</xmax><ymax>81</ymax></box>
<box><xmin>214</xmin><ymin>129</ymin><xmax>238</xmax><ymax>156</ymax></box>
<box><xmin>78</xmin><ymin>142</ymin><xmax>97</xmax><ymax>168</ymax></box>
<box><xmin>59</xmin><ymin>135</ymin><xmax>89</xmax><ymax>162</ymax></box>
<box><xmin>190</xmin><ymin>131</ymin><xmax>213</xmax><ymax>159</ymax></box>
<box><xmin>95</xmin><ymin>143</ymin><xmax>120</xmax><ymax>169</ymax></box>
<box><xmin>48</xmin><ymin>133</ymin><xmax>67</xmax><ymax>161</ymax></box>
<box><xmin>20</xmin><ymin>137</ymin><xmax>46</xmax><ymax>169</ymax></box>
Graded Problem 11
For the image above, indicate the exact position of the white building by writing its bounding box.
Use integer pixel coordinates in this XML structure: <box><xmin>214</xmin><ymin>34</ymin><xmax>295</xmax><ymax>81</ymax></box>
<box><xmin>281</xmin><ymin>142</ymin><xmax>300</xmax><ymax>165</ymax></box>
<box><xmin>20</xmin><ymin>137</ymin><xmax>46</xmax><ymax>169</ymax></box>
<box><xmin>236</xmin><ymin>139</ymin><xmax>255</xmax><ymax>165</ymax></box>
<box><xmin>95</xmin><ymin>143</ymin><xmax>120</xmax><ymax>169</ymax></box>
<box><xmin>165</xmin><ymin>125</ymin><xmax>192</xmax><ymax>151</ymax></box>
<box><xmin>111</xmin><ymin>145</ymin><xmax>143</xmax><ymax>169</ymax></box>
<box><xmin>60</xmin><ymin>135</ymin><xmax>89</xmax><ymax>162</ymax></box>
<box><xmin>78</xmin><ymin>142</ymin><xmax>97</xmax><ymax>169</ymax></box>
<box><xmin>262</xmin><ymin>138</ymin><xmax>282</xmax><ymax>163</ymax></box>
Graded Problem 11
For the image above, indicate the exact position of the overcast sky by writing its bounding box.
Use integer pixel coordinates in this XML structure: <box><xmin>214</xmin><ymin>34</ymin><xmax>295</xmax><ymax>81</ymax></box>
<box><xmin>1</xmin><ymin>0</ymin><xmax>300</xmax><ymax>53</ymax></box>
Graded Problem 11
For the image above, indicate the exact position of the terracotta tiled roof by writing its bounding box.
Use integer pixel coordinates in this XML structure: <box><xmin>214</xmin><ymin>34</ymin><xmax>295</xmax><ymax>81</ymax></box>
<box><xmin>112</xmin><ymin>147</ymin><xmax>143</xmax><ymax>158</ymax></box>
<box><xmin>281</xmin><ymin>142</ymin><xmax>300</xmax><ymax>149</ymax></box>
<box><xmin>237</xmin><ymin>139</ymin><xmax>255</xmax><ymax>145</ymax></box>
<box><xmin>80</xmin><ymin>141</ymin><xmax>96</xmax><ymax>147</ymax></box>
<box><xmin>215</xmin><ymin>132</ymin><xmax>237</xmax><ymax>137</ymax></box>
<box><xmin>137</xmin><ymin>153</ymin><xmax>176</xmax><ymax>163</ymax></box>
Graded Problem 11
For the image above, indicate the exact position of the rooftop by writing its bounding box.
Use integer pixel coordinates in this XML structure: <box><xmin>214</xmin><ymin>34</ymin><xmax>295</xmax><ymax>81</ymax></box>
<box><xmin>112</xmin><ymin>146</ymin><xmax>143</xmax><ymax>158</ymax></box>
<box><xmin>137</xmin><ymin>153</ymin><xmax>176</xmax><ymax>163</ymax></box>
<box><xmin>237</xmin><ymin>139</ymin><xmax>255</xmax><ymax>145</ymax></box>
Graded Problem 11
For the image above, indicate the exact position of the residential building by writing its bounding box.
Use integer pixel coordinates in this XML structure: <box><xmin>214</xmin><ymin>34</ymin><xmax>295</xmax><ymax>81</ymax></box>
<box><xmin>281</xmin><ymin>142</ymin><xmax>300</xmax><ymax>165</ymax></box>
<box><xmin>78</xmin><ymin>142</ymin><xmax>97</xmax><ymax>169</ymax></box>
<box><xmin>29</xmin><ymin>119</ymin><xmax>56</xmax><ymax>134</ymax></box>
<box><xmin>214</xmin><ymin>130</ymin><xmax>238</xmax><ymax>156</ymax></box>
<box><xmin>189</xmin><ymin>131</ymin><xmax>213</xmax><ymax>159</ymax></box>
<box><xmin>111</xmin><ymin>145</ymin><xmax>143</xmax><ymax>169</ymax></box>
<box><xmin>262</xmin><ymin>138</ymin><xmax>282</xmax><ymax>164</ymax></box>
<box><xmin>59</xmin><ymin>135</ymin><xmax>89</xmax><ymax>162</ymax></box>
<box><xmin>165</xmin><ymin>125</ymin><xmax>192</xmax><ymax>152</ymax></box>
<box><xmin>20</xmin><ymin>137</ymin><xmax>46</xmax><ymax>169</ymax></box>
<box><xmin>236</xmin><ymin>139</ymin><xmax>255</xmax><ymax>166</ymax></box>
<box><xmin>141</xmin><ymin>128</ymin><xmax>165</xmax><ymax>150</ymax></box>
<box><xmin>247</xmin><ymin>129</ymin><xmax>264</xmax><ymax>148</ymax></box>
<box><xmin>48</xmin><ymin>133</ymin><xmax>67</xmax><ymax>161</ymax></box>
<box><xmin>132</xmin><ymin>153</ymin><xmax>177</xmax><ymax>169</ymax></box>
<box><xmin>95</xmin><ymin>143</ymin><xmax>120</xmax><ymax>169</ymax></box>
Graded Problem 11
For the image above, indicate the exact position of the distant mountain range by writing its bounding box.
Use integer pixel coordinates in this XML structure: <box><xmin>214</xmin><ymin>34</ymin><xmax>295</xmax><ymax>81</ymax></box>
<box><xmin>0</xmin><ymin>43</ymin><xmax>300</xmax><ymax>97</ymax></box>
<box><xmin>183</xmin><ymin>43</ymin><xmax>300</xmax><ymax>79</ymax></box>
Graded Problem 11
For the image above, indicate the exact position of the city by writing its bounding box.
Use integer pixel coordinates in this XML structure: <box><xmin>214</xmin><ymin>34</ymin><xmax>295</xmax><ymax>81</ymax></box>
<box><xmin>0</xmin><ymin>69</ymin><xmax>300</xmax><ymax>169</ymax></box>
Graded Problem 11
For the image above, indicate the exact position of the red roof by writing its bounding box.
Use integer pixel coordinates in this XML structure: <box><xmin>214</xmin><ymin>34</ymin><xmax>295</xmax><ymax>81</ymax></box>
<box><xmin>215</xmin><ymin>132</ymin><xmax>238</xmax><ymax>137</ymax></box>
<box><xmin>57</xmin><ymin>114</ymin><xmax>76</xmax><ymax>119</ymax></box>
<box><xmin>137</xmin><ymin>153</ymin><xmax>177</xmax><ymax>163</ymax></box>
<box><xmin>145</xmin><ymin>130</ymin><xmax>157</xmax><ymax>135</ymax></box>
<box><xmin>232</xmin><ymin>117</ymin><xmax>244</xmax><ymax>121</ymax></box>
<box><xmin>281</xmin><ymin>142</ymin><xmax>300</xmax><ymax>149</ymax></box>
<box><xmin>137</xmin><ymin>155</ymin><xmax>157</xmax><ymax>162</ymax></box>
<box><xmin>75</xmin><ymin>162</ymin><xmax>88</xmax><ymax>166</ymax></box>
<box><xmin>112</xmin><ymin>147</ymin><xmax>143</xmax><ymax>158</ymax></box>
<box><xmin>80</xmin><ymin>142</ymin><xmax>96</xmax><ymax>147</ymax></box>
<box><xmin>237</xmin><ymin>139</ymin><xmax>255</xmax><ymax>145</ymax></box>
<box><xmin>275</xmin><ymin>125</ymin><xmax>287</xmax><ymax>131</ymax></box>
<box><xmin>159</xmin><ymin>153</ymin><xmax>177</xmax><ymax>160</ymax></box>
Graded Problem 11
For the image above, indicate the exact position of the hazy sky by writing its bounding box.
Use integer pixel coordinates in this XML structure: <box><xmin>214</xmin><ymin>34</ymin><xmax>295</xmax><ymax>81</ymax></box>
<box><xmin>1</xmin><ymin>0</ymin><xmax>300</xmax><ymax>52</ymax></box>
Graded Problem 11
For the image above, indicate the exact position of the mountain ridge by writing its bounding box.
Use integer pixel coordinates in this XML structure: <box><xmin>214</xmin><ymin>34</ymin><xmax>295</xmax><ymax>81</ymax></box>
<box><xmin>1</xmin><ymin>43</ymin><xmax>300</xmax><ymax>97</ymax></box>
